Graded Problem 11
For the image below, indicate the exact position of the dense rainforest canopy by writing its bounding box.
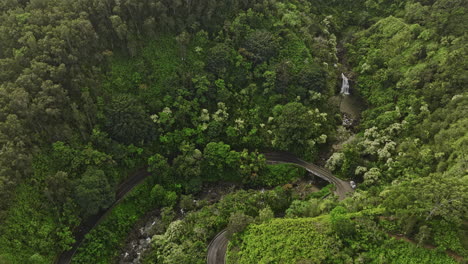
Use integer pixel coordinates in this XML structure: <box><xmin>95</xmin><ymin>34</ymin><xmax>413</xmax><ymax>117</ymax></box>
<box><xmin>0</xmin><ymin>0</ymin><xmax>466</xmax><ymax>263</ymax></box>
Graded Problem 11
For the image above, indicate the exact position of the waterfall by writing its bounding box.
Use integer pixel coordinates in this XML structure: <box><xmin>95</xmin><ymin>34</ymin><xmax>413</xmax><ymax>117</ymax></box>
<box><xmin>341</xmin><ymin>73</ymin><xmax>350</xmax><ymax>95</ymax></box>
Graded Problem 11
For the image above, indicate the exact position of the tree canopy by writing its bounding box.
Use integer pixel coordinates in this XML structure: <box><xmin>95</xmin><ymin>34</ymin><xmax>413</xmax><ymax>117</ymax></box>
<box><xmin>0</xmin><ymin>0</ymin><xmax>466</xmax><ymax>263</ymax></box>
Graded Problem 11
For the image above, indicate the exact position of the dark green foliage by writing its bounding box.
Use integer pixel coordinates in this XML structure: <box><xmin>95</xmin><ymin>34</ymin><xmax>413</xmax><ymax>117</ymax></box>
<box><xmin>259</xmin><ymin>164</ymin><xmax>305</xmax><ymax>187</ymax></box>
<box><xmin>226</xmin><ymin>211</ymin><xmax>254</xmax><ymax>237</ymax></box>
<box><xmin>74</xmin><ymin>167</ymin><xmax>114</xmax><ymax>216</ymax></box>
<box><xmin>242</xmin><ymin>30</ymin><xmax>280</xmax><ymax>63</ymax></box>
<box><xmin>0</xmin><ymin>185</ymin><xmax>77</xmax><ymax>262</ymax></box>
<box><xmin>44</xmin><ymin>171</ymin><xmax>71</xmax><ymax>205</ymax></box>
<box><xmin>173</xmin><ymin>148</ymin><xmax>203</xmax><ymax>192</ymax></box>
<box><xmin>269</xmin><ymin>102</ymin><xmax>329</xmax><ymax>158</ymax></box>
<box><xmin>150</xmin><ymin>184</ymin><xmax>177</xmax><ymax>208</ymax></box>
<box><xmin>1</xmin><ymin>0</ymin><xmax>330</xmax><ymax>262</ymax></box>
<box><xmin>179</xmin><ymin>194</ymin><xmax>196</xmax><ymax>212</ymax></box>
<box><xmin>146</xmin><ymin>187</ymin><xmax>295</xmax><ymax>263</ymax></box>
<box><xmin>103</xmin><ymin>94</ymin><xmax>155</xmax><ymax>145</ymax></box>
<box><xmin>147</xmin><ymin>153</ymin><xmax>172</xmax><ymax>184</ymax></box>
<box><xmin>73</xmin><ymin>178</ymin><xmax>162</xmax><ymax>263</ymax></box>
<box><xmin>330</xmin><ymin>206</ymin><xmax>356</xmax><ymax>238</ymax></box>
<box><xmin>297</xmin><ymin>64</ymin><xmax>327</xmax><ymax>93</ymax></box>
<box><xmin>202</xmin><ymin>141</ymin><xmax>240</xmax><ymax>181</ymax></box>
<box><xmin>206</xmin><ymin>43</ymin><xmax>233</xmax><ymax>76</ymax></box>
<box><xmin>0</xmin><ymin>0</ymin><xmax>465</xmax><ymax>262</ymax></box>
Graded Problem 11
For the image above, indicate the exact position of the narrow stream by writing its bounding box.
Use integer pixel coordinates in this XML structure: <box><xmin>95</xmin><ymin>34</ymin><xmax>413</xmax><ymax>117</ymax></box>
<box><xmin>119</xmin><ymin>219</ymin><xmax>156</xmax><ymax>264</ymax></box>
<box><xmin>117</xmin><ymin>183</ymin><xmax>238</xmax><ymax>263</ymax></box>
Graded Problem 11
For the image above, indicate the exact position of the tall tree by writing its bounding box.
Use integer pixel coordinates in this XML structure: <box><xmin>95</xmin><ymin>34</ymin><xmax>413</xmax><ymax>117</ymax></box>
<box><xmin>104</xmin><ymin>94</ymin><xmax>155</xmax><ymax>145</ymax></box>
<box><xmin>74</xmin><ymin>167</ymin><xmax>114</xmax><ymax>216</ymax></box>
<box><xmin>269</xmin><ymin>102</ymin><xmax>329</xmax><ymax>157</ymax></box>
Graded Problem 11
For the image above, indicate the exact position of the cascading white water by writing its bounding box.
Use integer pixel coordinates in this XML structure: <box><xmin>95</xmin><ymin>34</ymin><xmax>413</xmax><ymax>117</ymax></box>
<box><xmin>341</xmin><ymin>73</ymin><xmax>350</xmax><ymax>95</ymax></box>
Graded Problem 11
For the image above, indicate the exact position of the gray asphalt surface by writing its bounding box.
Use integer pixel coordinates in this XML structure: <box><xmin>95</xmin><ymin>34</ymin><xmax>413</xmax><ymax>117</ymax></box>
<box><xmin>57</xmin><ymin>152</ymin><xmax>352</xmax><ymax>264</ymax></box>
<box><xmin>206</xmin><ymin>152</ymin><xmax>354</xmax><ymax>264</ymax></box>
<box><xmin>263</xmin><ymin>152</ymin><xmax>354</xmax><ymax>200</ymax></box>
<box><xmin>207</xmin><ymin>230</ymin><xmax>228</xmax><ymax>264</ymax></box>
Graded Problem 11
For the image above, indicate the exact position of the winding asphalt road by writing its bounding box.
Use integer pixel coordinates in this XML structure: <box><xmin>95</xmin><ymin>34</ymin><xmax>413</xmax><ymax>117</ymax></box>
<box><xmin>207</xmin><ymin>230</ymin><xmax>229</xmax><ymax>264</ymax></box>
<box><xmin>56</xmin><ymin>152</ymin><xmax>352</xmax><ymax>264</ymax></box>
<box><xmin>263</xmin><ymin>152</ymin><xmax>354</xmax><ymax>200</ymax></box>
<box><xmin>206</xmin><ymin>151</ymin><xmax>354</xmax><ymax>264</ymax></box>
<box><xmin>56</xmin><ymin>168</ymin><xmax>150</xmax><ymax>264</ymax></box>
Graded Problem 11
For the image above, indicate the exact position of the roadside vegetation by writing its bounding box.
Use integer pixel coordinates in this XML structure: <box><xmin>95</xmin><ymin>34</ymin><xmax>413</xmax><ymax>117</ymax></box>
<box><xmin>227</xmin><ymin>215</ymin><xmax>458</xmax><ymax>264</ymax></box>
<box><xmin>0</xmin><ymin>0</ymin><xmax>466</xmax><ymax>263</ymax></box>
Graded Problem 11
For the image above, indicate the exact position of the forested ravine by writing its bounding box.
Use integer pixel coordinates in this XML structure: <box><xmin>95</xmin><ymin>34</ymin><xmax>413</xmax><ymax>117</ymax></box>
<box><xmin>207</xmin><ymin>151</ymin><xmax>356</xmax><ymax>264</ymax></box>
<box><xmin>117</xmin><ymin>183</ymin><xmax>239</xmax><ymax>264</ymax></box>
<box><xmin>117</xmin><ymin>54</ymin><xmax>360</xmax><ymax>263</ymax></box>
<box><xmin>0</xmin><ymin>0</ymin><xmax>466</xmax><ymax>263</ymax></box>
<box><xmin>83</xmin><ymin>152</ymin><xmax>341</xmax><ymax>264</ymax></box>
<box><xmin>119</xmin><ymin>67</ymin><xmax>359</xmax><ymax>263</ymax></box>
<box><xmin>56</xmin><ymin>169</ymin><xmax>150</xmax><ymax>264</ymax></box>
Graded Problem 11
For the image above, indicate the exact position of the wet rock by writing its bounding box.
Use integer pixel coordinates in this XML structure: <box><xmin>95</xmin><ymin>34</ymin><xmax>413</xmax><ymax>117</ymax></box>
<box><xmin>342</xmin><ymin>113</ymin><xmax>355</xmax><ymax>128</ymax></box>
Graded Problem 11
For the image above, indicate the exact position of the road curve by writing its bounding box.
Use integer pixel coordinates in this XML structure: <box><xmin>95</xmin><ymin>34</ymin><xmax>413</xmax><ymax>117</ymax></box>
<box><xmin>57</xmin><ymin>152</ymin><xmax>352</xmax><ymax>264</ymax></box>
<box><xmin>206</xmin><ymin>152</ymin><xmax>354</xmax><ymax>264</ymax></box>
<box><xmin>207</xmin><ymin>230</ymin><xmax>228</xmax><ymax>264</ymax></box>
<box><xmin>263</xmin><ymin>151</ymin><xmax>354</xmax><ymax>200</ymax></box>
<box><xmin>56</xmin><ymin>168</ymin><xmax>150</xmax><ymax>264</ymax></box>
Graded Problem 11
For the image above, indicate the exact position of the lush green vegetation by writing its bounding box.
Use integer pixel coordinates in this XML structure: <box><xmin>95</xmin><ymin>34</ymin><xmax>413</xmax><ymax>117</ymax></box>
<box><xmin>73</xmin><ymin>177</ymin><xmax>176</xmax><ymax>263</ymax></box>
<box><xmin>0</xmin><ymin>0</ymin><xmax>466</xmax><ymax>263</ymax></box>
<box><xmin>229</xmin><ymin>218</ymin><xmax>337</xmax><ymax>263</ymax></box>
<box><xmin>144</xmin><ymin>186</ymin><xmax>296</xmax><ymax>264</ymax></box>
<box><xmin>227</xmin><ymin>215</ymin><xmax>458</xmax><ymax>264</ymax></box>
